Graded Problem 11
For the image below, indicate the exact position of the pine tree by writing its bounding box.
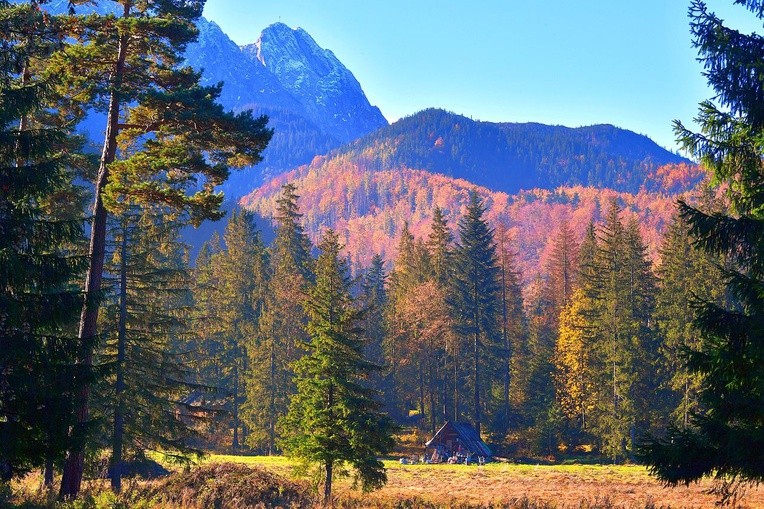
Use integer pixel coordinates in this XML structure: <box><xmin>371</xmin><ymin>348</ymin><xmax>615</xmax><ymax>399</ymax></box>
<box><xmin>51</xmin><ymin>1</ymin><xmax>272</xmax><ymax>496</ymax></box>
<box><xmin>243</xmin><ymin>184</ymin><xmax>312</xmax><ymax>454</ymax></box>
<box><xmin>494</xmin><ymin>222</ymin><xmax>526</xmax><ymax>433</ymax></box>
<box><xmin>0</xmin><ymin>0</ymin><xmax>87</xmax><ymax>481</ymax></box>
<box><xmin>588</xmin><ymin>202</ymin><xmax>656</xmax><ymax>460</ymax></box>
<box><xmin>100</xmin><ymin>207</ymin><xmax>199</xmax><ymax>492</ymax></box>
<box><xmin>640</xmin><ymin>1</ymin><xmax>764</xmax><ymax>496</ymax></box>
<box><xmin>654</xmin><ymin>209</ymin><xmax>724</xmax><ymax>430</ymax></box>
<box><xmin>426</xmin><ymin>210</ymin><xmax>458</xmax><ymax>425</ymax></box>
<box><xmin>280</xmin><ymin>229</ymin><xmax>395</xmax><ymax>504</ymax></box>
<box><xmin>545</xmin><ymin>219</ymin><xmax>579</xmax><ymax>322</ymax></box>
<box><xmin>427</xmin><ymin>206</ymin><xmax>453</xmax><ymax>286</ymax></box>
<box><xmin>360</xmin><ymin>254</ymin><xmax>388</xmax><ymax>390</ymax></box>
<box><xmin>193</xmin><ymin>210</ymin><xmax>266</xmax><ymax>452</ymax></box>
<box><xmin>449</xmin><ymin>191</ymin><xmax>501</xmax><ymax>436</ymax></box>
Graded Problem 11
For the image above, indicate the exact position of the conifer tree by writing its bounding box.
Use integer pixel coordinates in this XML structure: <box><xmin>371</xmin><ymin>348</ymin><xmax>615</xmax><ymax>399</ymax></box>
<box><xmin>360</xmin><ymin>254</ymin><xmax>388</xmax><ymax>388</ymax></box>
<box><xmin>0</xmin><ymin>0</ymin><xmax>87</xmax><ymax>481</ymax></box>
<box><xmin>51</xmin><ymin>1</ymin><xmax>272</xmax><ymax>495</ymax></box>
<box><xmin>494</xmin><ymin>222</ymin><xmax>526</xmax><ymax>432</ymax></box>
<box><xmin>554</xmin><ymin>288</ymin><xmax>596</xmax><ymax>433</ymax></box>
<box><xmin>244</xmin><ymin>184</ymin><xmax>312</xmax><ymax>454</ymax></box>
<box><xmin>193</xmin><ymin>210</ymin><xmax>266</xmax><ymax>452</ymax></box>
<box><xmin>280</xmin><ymin>229</ymin><xmax>395</xmax><ymax>505</ymax></box>
<box><xmin>427</xmin><ymin>206</ymin><xmax>453</xmax><ymax>286</ymax></box>
<box><xmin>385</xmin><ymin>221</ymin><xmax>431</xmax><ymax>420</ymax></box>
<box><xmin>654</xmin><ymin>209</ymin><xmax>724</xmax><ymax>430</ymax></box>
<box><xmin>426</xmin><ymin>209</ymin><xmax>458</xmax><ymax>424</ymax></box>
<box><xmin>449</xmin><ymin>191</ymin><xmax>501</xmax><ymax>436</ymax></box>
<box><xmin>641</xmin><ymin>1</ymin><xmax>764</xmax><ymax>495</ymax></box>
<box><xmin>545</xmin><ymin>219</ymin><xmax>579</xmax><ymax>322</ymax></box>
<box><xmin>101</xmin><ymin>207</ymin><xmax>199</xmax><ymax>492</ymax></box>
<box><xmin>587</xmin><ymin>202</ymin><xmax>656</xmax><ymax>460</ymax></box>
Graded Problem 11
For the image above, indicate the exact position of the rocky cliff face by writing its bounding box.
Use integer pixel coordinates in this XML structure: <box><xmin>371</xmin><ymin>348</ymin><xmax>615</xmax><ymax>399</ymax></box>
<box><xmin>186</xmin><ymin>18</ymin><xmax>305</xmax><ymax>116</ymax></box>
<box><xmin>243</xmin><ymin>22</ymin><xmax>387</xmax><ymax>143</ymax></box>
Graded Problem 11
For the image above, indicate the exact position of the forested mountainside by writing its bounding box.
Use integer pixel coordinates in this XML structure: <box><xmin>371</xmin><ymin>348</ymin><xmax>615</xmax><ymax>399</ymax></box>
<box><xmin>314</xmin><ymin>108</ymin><xmax>692</xmax><ymax>195</ymax></box>
<box><xmin>242</xmin><ymin>157</ymin><xmax>706</xmax><ymax>283</ymax></box>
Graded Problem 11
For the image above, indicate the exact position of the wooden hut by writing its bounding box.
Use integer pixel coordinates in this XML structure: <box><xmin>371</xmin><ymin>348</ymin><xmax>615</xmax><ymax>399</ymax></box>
<box><xmin>424</xmin><ymin>421</ymin><xmax>492</xmax><ymax>463</ymax></box>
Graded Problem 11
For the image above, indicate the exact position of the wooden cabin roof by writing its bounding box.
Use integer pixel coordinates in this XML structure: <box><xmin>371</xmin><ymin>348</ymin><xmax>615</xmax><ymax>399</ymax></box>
<box><xmin>425</xmin><ymin>421</ymin><xmax>492</xmax><ymax>457</ymax></box>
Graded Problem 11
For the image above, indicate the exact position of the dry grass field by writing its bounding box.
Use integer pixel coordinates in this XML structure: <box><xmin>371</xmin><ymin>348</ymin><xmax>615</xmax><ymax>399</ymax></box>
<box><xmin>208</xmin><ymin>455</ymin><xmax>764</xmax><ymax>508</ymax></box>
<box><xmin>6</xmin><ymin>456</ymin><xmax>764</xmax><ymax>508</ymax></box>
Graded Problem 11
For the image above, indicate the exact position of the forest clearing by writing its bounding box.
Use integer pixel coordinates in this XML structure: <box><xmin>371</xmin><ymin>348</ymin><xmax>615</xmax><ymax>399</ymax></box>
<box><xmin>7</xmin><ymin>456</ymin><xmax>764</xmax><ymax>508</ymax></box>
<box><xmin>209</xmin><ymin>457</ymin><xmax>764</xmax><ymax>509</ymax></box>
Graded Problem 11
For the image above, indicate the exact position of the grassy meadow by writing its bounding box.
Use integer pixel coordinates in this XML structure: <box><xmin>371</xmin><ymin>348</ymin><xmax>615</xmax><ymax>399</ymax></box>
<box><xmin>199</xmin><ymin>455</ymin><xmax>764</xmax><ymax>508</ymax></box>
<box><xmin>6</xmin><ymin>455</ymin><xmax>764</xmax><ymax>508</ymax></box>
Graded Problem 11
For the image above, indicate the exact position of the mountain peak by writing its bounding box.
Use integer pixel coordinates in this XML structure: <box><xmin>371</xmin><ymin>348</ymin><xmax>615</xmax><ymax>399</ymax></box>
<box><xmin>244</xmin><ymin>22</ymin><xmax>387</xmax><ymax>143</ymax></box>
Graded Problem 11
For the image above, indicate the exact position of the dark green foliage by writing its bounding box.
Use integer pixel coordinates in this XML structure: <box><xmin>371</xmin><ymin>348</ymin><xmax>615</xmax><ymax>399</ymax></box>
<box><xmin>640</xmin><ymin>0</ymin><xmax>764</xmax><ymax>494</ymax></box>
<box><xmin>280</xmin><ymin>229</ymin><xmax>395</xmax><ymax>503</ymax></box>
<box><xmin>449</xmin><ymin>191</ymin><xmax>501</xmax><ymax>435</ymax></box>
<box><xmin>194</xmin><ymin>210</ymin><xmax>267</xmax><ymax>452</ymax></box>
<box><xmin>588</xmin><ymin>202</ymin><xmax>656</xmax><ymax>460</ymax></box>
<box><xmin>51</xmin><ymin>0</ymin><xmax>272</xmax><ymax>495</ymax></box>
<box><xmin>99</xmin><ymin>208</ymin><xmax>201</xmax><ymax>492</ymax></box>
<box><xmin>243</xmin><ymin>184</ymin><xmax>312</xmax><ymax>454</ymax></box>
<box><xmin>0</xmin><ymin>0</ymin><xmax>87</xmax><ymax>480</ymax></box>
<box><xmin>653</xmin><ymin>208</ymin><xmax>725</xmax><ymax>431</ymax></box>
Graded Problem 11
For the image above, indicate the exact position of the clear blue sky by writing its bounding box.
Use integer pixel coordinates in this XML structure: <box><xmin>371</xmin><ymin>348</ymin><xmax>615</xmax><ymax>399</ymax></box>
<box><xmin>202</xmin><ymin>1</ymin><xmax>761</xmax><ymax>152</ymax></box>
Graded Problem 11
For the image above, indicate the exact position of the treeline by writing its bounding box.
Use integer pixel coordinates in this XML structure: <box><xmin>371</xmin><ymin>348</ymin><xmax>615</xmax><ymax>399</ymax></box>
<box><xmin>195</xmin><ymin>184</ymin><xmax>726</xmax><ymax>465</ymax></box>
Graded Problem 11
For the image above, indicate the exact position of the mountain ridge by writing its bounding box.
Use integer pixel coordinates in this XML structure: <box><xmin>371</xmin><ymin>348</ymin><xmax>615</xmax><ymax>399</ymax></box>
<box><xmin>319</xmin><ymin>108</ymin><xmax>691</xmax><ymax>195</ymax></box>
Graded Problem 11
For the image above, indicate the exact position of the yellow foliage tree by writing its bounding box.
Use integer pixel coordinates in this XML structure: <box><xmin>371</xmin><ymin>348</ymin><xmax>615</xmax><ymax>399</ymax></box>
<box><xmin>553</xmin><ymin>288</ymin><xmax>595</xmax><ymax>431</ymax></box>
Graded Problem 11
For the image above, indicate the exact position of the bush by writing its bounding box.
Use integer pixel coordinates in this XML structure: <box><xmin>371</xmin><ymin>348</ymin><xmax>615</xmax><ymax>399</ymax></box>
<box><xmin>150</xmin><ymin>462</ymin><xmax>313</xmax><ymax>509</ymax></box>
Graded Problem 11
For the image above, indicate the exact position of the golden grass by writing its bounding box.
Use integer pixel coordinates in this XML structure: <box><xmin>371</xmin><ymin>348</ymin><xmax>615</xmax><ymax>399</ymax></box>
<box><xmin>6</xmin><ymin>456</ymin><xmax>764</xmax><ymax>508</ymax></box>
<box><xmin>208</xmin><ymin>455</ymin><xmax>764</xmax><ymax>508</ymax></box>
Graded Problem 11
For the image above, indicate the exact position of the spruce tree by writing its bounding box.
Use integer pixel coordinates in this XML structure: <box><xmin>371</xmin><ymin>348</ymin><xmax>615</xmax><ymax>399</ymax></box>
<box><xmin>50</xmin><ymin>1</ymin><xmax>272</xmax><ymax>496</ymax></box>
<box><xmin>654</xmin><ymin>209</ymin><xmax>724</xmax><ymax>430</ymax></box>
<box><xmin>243</xmin><ymin>183</ymin><xmax>312</xmax><ymax>454</ymax></box>
<box><xmin>0</xmin><ymin>0</ymin><xmax>87</xmax><ymax>481</ymax></box>
<box><xmin>193</xmin><ymin>210</ymin><xmax>266</xmax><ymax>452</ymax></box>
<box><xmin>100</xmin><ymin>207</ymin><xmax>199</xmax><ymax>492</ymax></box>
<box><xmin>586</xmin><ymin>202</ymin><xmax>656</xmax><ymax>460</ymax></box>
<box><xmin>641</xmin><ymin>1</ymin><xmax>764</xmax><ymax>496</ymax></box>
<box><xmin>280</xmin><ymin>229</ymin><xmax>395</xmax><ymax>505</ymax></box>
<box><xmin>495</xmin><ymin>222</ymin><xmax>526</xmax><ymax>432</ymax></box>
<box><xmin>449</xmin><ymin>191</ymin><xmax>501</xmax><ymax>436</ymax></box>
<box><xmin>359</xmin><ymin>254</ymin><xmax>388</xmax><ymax>391</ymax></box>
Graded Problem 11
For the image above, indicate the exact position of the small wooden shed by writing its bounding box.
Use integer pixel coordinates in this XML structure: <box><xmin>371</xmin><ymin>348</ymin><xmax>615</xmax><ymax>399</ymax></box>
<box><xmin>424</xmin><ymin>421</ymin><xmax>492</xmax><ymax>463</ymax></box>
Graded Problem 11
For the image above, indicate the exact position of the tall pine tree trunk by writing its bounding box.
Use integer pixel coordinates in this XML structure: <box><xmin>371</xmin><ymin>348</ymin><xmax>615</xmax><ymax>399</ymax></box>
<box><xmin>442</xmin><ymin>354</ymin><xmax>449</xmax><ymax>423</ymax></box>
<box><xmin>453</xmin><ymin>348</ymin><xmax>459</xmax><ymax>422</ymax></box>
<box><xmin>428</xmin><ymin>356</ymin><xmax>436</xmax><ymax>434</ymax></box>
<box><xmin>474</xmin><ymin>328</ymin><xmax>480</xmax><ymax>436</ymax></box>
<box><xmin>110</xmin><ymin>229</ymin><xmax>128</xmax><ymax>493</ymax></box>
<box><xmin>473</xmin><ymin>281</ymin><xmax>481</xmax><ymax>436</ymax></box>
<box><xmin>324</xmin><ymin>460</ymin><xmax>333</xmax><ymax>505</ymax></box>
<box><xmin>61</xmin><ymin>18</ymin><xmax>130</xmax><ymax>497</ymax></box>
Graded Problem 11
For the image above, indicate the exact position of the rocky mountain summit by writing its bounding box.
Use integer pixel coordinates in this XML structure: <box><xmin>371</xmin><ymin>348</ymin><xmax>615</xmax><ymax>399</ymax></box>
<box><xmin>243</xmin><ymin>22</ymin><xmax>387</xmax><ymax>144</ymax></box>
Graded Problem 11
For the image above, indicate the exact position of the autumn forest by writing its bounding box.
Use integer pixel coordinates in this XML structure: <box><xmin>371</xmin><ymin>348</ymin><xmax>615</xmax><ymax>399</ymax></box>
<box><xmin>3</xmin><ymin>0</ymin><xmax>764</xmax><ymax>508</ymax></box>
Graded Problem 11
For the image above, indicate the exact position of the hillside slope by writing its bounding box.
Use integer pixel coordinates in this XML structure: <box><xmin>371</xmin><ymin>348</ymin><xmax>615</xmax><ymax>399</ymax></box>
<box><xmin>315</xmin><ymin>108</ymin><xmax>691</xmax><ymax>195</ymax></box>
<box><xmin>241</xmin><ymin>155</ymin><xmax>706</xmax><ymax>282</ymax></box>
